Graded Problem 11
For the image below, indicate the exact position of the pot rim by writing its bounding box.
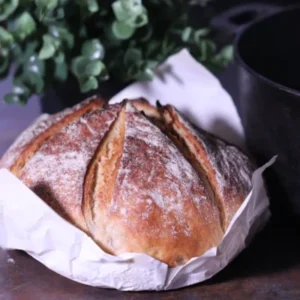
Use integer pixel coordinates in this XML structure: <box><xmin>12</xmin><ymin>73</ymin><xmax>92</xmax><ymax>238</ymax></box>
<box><xmin>234</xmin><ymin>5</ymin><xmax>300</xmax><ymax>97</ymax></box>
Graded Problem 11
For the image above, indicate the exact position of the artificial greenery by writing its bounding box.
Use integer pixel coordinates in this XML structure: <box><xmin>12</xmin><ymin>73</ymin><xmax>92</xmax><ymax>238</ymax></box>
<box><xmin>0</xmin><ymin>0</ymin><xmax>233</xmax><ymax>105</ymax></box>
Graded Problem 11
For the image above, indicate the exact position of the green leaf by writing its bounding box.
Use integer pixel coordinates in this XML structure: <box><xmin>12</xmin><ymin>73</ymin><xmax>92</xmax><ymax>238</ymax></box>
<box><xmin>12</xmin><ymin>80</ymin><xmax>31</xmax><ymax>96</ymax></box>
<box><xmin>79</xmin><ymin>76</ymin><xmax>98</xmax><ymax>93</ymax></box>
<box><xmin>35</xmin><ymin>0</ymin><xmax>58</xmax><ymax>19</ymax></box>
<box><xmin>79</xmin><ymin>25</ymin><xmax>87</xmax><ymax>38</ymax></box>
<box><xmin>0</xmin><ymin>27</ymin><xmax>14</xmax><ymax>48</ymax></box>
<box><xmin>54</xmin><ymin>61</ymin><xmax>68</xmax><ymax>81</ymax></box>
<box><xmin>38</xmin><ymin>6</ymin><xmax>64</xmax><ymax>23</ymax></box>
<box><xmin>39</xmin><ymin>43</ymin><xmax>55</xmax><ymax>60</ymax></box>
<box><xmin>13</xmin><ymin>41</ymin><xmax>38</xmax><ymax>64</ymax></box>
<box><xmin>130</xmin><ymin>12</ymin><xmax>148</xmax><ymax>28</ymax></box>
<box><xmin>112</xmin><ymin>0</ymin><xmax>144</xmax><ymax>19</ymax></box>
<box><xmin>87</xmin><ymin>60</ymin><xmax>106</xmax><ymax>76</ymax></box>
<box><xmin>11</xmin><ymin>12</ymin><xmax>36</xmax><ymax>40</ymax></box>
<box><xmin>24</xmin><ymin>55</ymin><xmax>45</xmax><ymax>76</ymax></box>
<box><xmin>194</xmin><ymin>28</ymin><xmax>210</xmax><ymax>45</ymax></box>
<box><xmin>56</xmin><ymin>7</ymin><xmax>65</xmax><ymax>19</ymax></box>
<box><xmin>54</xmin><ymin>52</ymin><xmax>65</xmax><ymax>64</ymax></box>
<box><xmin>15</xmin><ymin>71</ymin><xmax>44</xmax><ymax>94</ymax></box>
<box><xmin>113</xmin><ymin>0</ymin><xmax>148</xmax><ymax>28</ymax></box>
<box><xmin>98</xmin><ymin>67</ymin><xmax>109</xmax><ymax>81</ymax></box>
<box><xmin>135</xmin><ymin>68</ymin><xmax>154</xmax><ymax>81</ymax></box>
<box><xmin>87</xmin><ymin>0</ymin><xmax>99</xmax><ymax>13</ymax></box>
<box><xmin>125</xmin><ymin>63</ymin><xmax>138</xmax><ymax>79</ymax></box>
<box><xmin>0</xmin><ymin>55</ymin><xmax>9</xmax><ymax>74</ymax></box>
<box><xmin>82</xmin><ymin>39</ymin><xmax>105</xmax><ymax>60</ymax></box>
<box><xmin>49</xmin><ymin>25</ymin><xmax>74</xmax><ymax>49</ymax></box>
<box><xmin>161</xmin><ymin>37</ymin><xmax>175</xmax><ymax>56</ymax></box>
<box><xmin>112</xmin><ymin>21</ymin><xmax>135</xmax><ymax>40</ymax></box>
<box><xmin>210</xmin><ymin>45</ymin><xmax>233</xmax><ymax>69</ymax></box>
<box><xmin>0</xmin><ymin>0</ymin><xmax>18</xmax><ymax>21</ymax></box>
<box><xmin>124</xmin><ymin>12</ymin><xmax>148</xmax><ymax>28</ymax></box>
<box><xmin>121</xmin><ymin>0</ymin><xmax>144</xmax><ymax>16</ymax></box>
<box><xmin>1</xmin><ymin>48</ymin><xmax>9</xmax><ymax>57</ymax></box>
<box><xmin>181</xmin><ymin>27</ymin><xmax>192</xmax><ymax>42</ymax></box>
<box><xmin>11</xmin><ymin>43</ymin><xmax>22</xmax><ymax>60</ymax></box>
<box><xmin>71</xmin><ymin>56</ymin><xmax>85</xmax><ymax>77</ymax></box>
<box><xmin>26</xmin><ymin>73</ymin><xmax>44</xmax><ymax>93</ymax></box>
<box><xmin>145</xmin><ymin>60</ymin><xmax>158</xmax><ymax>70</ymax></box>
<box><xmin>124</xmin><ymin>48</ymin><xmax>142</xmax><ymax>67</ymax></box>
<box><xmin>198</xmin><ymin>39</ymin><xmax>216</xmax><ymax>61</ymax></box>
<box><xmin>133</xmin><ymin>60</ymin><xmax>157</xmax><ymax>81</ymax></box>
<box><xmin>112</xmin><ymin>1</ymin><xmax>132</xmax><ymax>22</ymax></box>
<box><xmin>4</xmin><ymin>93</ymin><xmax>24</xmax><ymax>105</ymax></box>
<box><xmin>71</xmin><ymin>56</ymin><xmax>106</xmax><ymax>78</ymax></box>
<box><xmin>76</xmin><ymin>0</ymin><xmax>98</xmax><ymax>18</ymax></box>
<box><xmin>58</xmin><ymin>0</ymin><xmax>69</xmax><ymax>5</ymax></box>
<box><xmin>39</xmin><ymin>34</ymin><xmax>58</xmax><ymax>59</ymax></box>
<box><xmin>4</xmin><ymin>79</ymin><xmax>32</xmax><ymax>105</ymax></box>
<box><xmin>218</xmin><ymin>45</ymin><xmax>233</xmax><ymax>61</ymax></box>
<box><xmin>35</xmin><ymin>0</ymin><xmax>58</xmax><ymax>10</ymax></box>
<box><xmin>144</xmin><ymin>40</ymin><xmax>160</xmax><ymax>57</ymax></box>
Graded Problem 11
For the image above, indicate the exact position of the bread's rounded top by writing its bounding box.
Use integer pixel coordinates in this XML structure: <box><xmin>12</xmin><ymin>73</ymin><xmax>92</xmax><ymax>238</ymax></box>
<box><xmin>0</xmin><ymin>97</ymin><xmax>254</xmax><ymax>266</ymax></box>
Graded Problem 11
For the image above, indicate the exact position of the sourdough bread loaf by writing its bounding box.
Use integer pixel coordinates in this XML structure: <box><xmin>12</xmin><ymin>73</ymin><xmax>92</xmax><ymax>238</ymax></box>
<box><xmin>0</xmin><ymin>97</ymin><xmax>254</xmax><ymax>266</ymax></box>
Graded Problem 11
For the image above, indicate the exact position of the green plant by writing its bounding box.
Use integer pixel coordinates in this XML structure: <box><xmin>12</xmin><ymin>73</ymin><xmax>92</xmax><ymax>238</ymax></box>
<box><xmin>0</xmin><ymin>0</ymin><xmax>233</xmax><ymax>105</ymax></box>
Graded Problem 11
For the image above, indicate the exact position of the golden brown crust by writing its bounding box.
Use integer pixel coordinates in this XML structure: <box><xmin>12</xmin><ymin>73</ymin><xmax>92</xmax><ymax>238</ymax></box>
<box><xmin>0</xmin><ymin>97</ymin><xmax>104</xmax><ymax>175</ymax></box>
<box><xmin>11</xmin><ymin>98</ymin><xmax>104</xmax><ymax>177</ymax></box>
<box><xmin>19</xmin><ymin>105</ymin><xmax>122</xmax><ymax>232</ymax></box>
<box><xmin>83</xmin><ymin>102</ymin><xmax>127</xmax><ymax>250</ymax></box>
<box><xmin>130</xmin><ymin>98</ymin><xmax>162</xmax><ymax>120</ymax></box>
<box><xmin>158</xmin><ymin>105</ymin><xmax>254</xmax><ymax>228</ymax></box>
<box><xmin>83</xmin><ymin>102</ymin><xmax>223</xmax><ymax>266</ymax></box>
<box><xmin>130</xmin><ymin>101</ymin><xmax>253</xmax><ymax>229</ymax></box>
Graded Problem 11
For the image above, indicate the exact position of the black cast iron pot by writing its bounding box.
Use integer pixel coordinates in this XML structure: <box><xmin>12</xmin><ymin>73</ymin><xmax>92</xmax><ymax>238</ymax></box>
<box><xmin>213</xmin><ymin>4</ymin><xmax>300</xmax><ymax>219</ymax></box>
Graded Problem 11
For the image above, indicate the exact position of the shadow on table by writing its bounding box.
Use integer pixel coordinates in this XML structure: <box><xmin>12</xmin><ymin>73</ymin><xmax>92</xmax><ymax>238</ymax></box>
<box><xmin>205</xmin><ymin>217</ymin><xmax>300</xmax><ymax>285</ymax></box>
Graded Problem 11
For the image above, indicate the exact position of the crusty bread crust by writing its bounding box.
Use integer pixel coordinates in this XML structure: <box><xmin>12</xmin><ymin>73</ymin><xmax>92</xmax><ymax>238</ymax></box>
<box><xmin>83</xmin><ymin>101</ymin><xmax>223</xmax><ymax>266</ymax></box>
<box><xmin>158</xmin><ymin>105</ymin><xmax>254</xmax><ymax>228</ymax></box>
<box><xmin>0</xmin><ymin>96</ymin><xmax>104</xmax><ymax>173</ymax></box>
<box><xmin>131</xmin><ymin>99</ymin><xmax>254</xmax><ymax>228</ymax></box>
<box><xmin>0</xmin><ymin>97</ymin><xmax>254</xmax><ymax>266</ymax></box>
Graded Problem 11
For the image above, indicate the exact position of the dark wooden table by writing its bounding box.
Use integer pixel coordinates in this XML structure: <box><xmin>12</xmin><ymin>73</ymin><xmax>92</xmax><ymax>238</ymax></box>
<box><xmin>1</xmin><ymin>219</ymin><xmax>300</xmax><ymax>300</ymax></box>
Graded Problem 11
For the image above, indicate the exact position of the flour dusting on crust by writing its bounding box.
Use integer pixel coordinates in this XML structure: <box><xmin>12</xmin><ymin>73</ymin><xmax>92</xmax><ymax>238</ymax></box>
<box><xmin>178</xmin><ymin>112</ymin><xmax>253</xmax><ymax>198</ymax></box>
<box><xmin>172</xmin><ymin>110</ymin><xmax>254</xmax><ymax>225</ymax></box>
<box><xmin>20</xmin><ymin>104</ymin><xmax>121</xmax><ymax>230</ymax></box>
<box><xmin>111</xmin><ymin>104</ymin><xmax>221</xmax><ymax>239</ymax></box>
<box><xmin>0</xmin><ymin>97</ymin><xmax>99</xmax><ymax>170</ymax></box>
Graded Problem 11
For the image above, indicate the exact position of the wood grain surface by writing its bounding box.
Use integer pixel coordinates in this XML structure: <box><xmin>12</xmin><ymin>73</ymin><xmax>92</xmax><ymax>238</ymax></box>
<box><xmin>1</xmin><ymin>220</ymin><xmax>300</xmax><ymax>300</ymax></box>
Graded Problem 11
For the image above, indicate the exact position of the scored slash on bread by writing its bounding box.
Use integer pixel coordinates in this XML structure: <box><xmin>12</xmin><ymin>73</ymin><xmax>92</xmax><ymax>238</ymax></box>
<box><xmin>158</xmin><ymin>105</ymin><xmax>254</xmax><ymax>229</ymax></box>
<box><xmin>83</xmin><ymin>101</ymin><xmax>127</xmax><ymax>253</ymax></box>
<box><xmin>0</xmin><ymin>97</ymin><xmax>104</xmax><ymax>176</ymax></box>
<box><xmin>131</xmin><ymin>99</ymin><xmax>254</xmax><ymax>230</ymax></box>
<box><xmin>0</xmin><ymin>97</ymin><xmax>254</xmax><ymax>267</ymax></box>
<box><xmin>83</xmin><ymin>101</ymin><xmax>224</xmax><ymax>266</ymax></box>
<box><xmin>19</xmin><ymin>102</ymin><xmax>122</xmax><ymax>233</ymax></box>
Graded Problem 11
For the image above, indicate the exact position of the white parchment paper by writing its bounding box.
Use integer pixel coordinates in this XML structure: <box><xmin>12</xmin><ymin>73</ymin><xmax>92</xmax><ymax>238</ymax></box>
<box><xmin>0</xmin><ymin>49</ymin><xmax>274</xmax><ymax>291</ymax></box>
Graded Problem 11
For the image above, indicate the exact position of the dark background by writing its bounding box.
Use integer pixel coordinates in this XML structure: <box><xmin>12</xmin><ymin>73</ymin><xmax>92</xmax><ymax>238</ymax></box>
<box><xmin>214</xmin><ymin>0</ymin><xmax>299</xmax><ymax>11</ymax></box>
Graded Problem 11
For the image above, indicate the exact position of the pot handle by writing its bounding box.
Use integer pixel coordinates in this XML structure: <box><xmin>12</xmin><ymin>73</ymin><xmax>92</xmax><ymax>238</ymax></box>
<box><xmin>210</xmin><ymin>3</ymin><xmax>282</xmax><ymax>42</ymax></box>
